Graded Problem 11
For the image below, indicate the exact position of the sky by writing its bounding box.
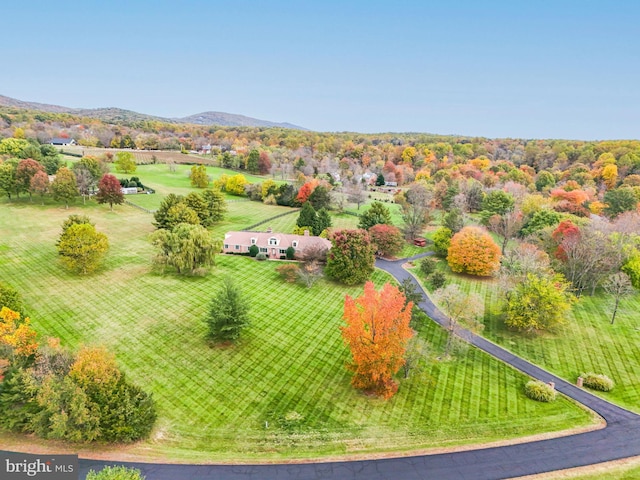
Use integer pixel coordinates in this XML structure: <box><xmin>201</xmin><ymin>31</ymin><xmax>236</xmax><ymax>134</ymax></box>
<box><xmin>3</xmin><ymin>0</ymin><xmax>640</xmax><ymax>139</ymax></box>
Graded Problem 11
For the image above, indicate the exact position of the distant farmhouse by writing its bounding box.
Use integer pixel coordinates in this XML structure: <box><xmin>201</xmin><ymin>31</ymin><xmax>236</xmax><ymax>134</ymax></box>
<box><xmin>223</xmin><ymin>229</ymin><xmax>331</xmax><ymax>260</ymax></box>
<box><xmin>49</xmin><ymin>137</ymin><xmax>76</xmax><ymax>146</ymax></box>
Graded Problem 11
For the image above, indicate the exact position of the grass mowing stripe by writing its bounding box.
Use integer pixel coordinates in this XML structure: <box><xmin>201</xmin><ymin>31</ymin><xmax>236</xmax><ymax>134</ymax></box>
<box><xmin>0</xmin><ymin>201</ymin><xmax>597</xmax><ymax>460</ymax></box>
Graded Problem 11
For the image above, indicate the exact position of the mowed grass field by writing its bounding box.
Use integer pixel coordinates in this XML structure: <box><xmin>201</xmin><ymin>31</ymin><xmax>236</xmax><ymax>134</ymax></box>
<box><xmin>409</xmin><ymin>260</ymin><xmax>640</xmax><ymax>413</ymax></box>
<box><xmin>0</xmin><ymin>202</ymin><xmax>596</xmax><ymax>461</ymax></box>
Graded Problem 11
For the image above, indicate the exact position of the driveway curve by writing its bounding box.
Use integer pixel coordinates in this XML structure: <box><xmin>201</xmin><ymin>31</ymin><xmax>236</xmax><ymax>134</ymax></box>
<box><xmin>10</xmin><ymin>254</ymin><xmax>640</xmax><ymax>479</ymax></box>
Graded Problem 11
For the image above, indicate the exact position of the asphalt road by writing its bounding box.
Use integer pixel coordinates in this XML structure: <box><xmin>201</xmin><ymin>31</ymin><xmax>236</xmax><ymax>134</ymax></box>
<box><xmin>11</xmin><ymin>254</ymin><xmax>640</xmax><ymax>479</ymax></box>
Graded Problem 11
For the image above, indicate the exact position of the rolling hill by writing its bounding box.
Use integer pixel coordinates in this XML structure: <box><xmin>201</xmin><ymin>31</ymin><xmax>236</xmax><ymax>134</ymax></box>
<box><xmin>0</xmin><ymin>94</ymin><xmax>306</xmax><ymax>130</ymax></box>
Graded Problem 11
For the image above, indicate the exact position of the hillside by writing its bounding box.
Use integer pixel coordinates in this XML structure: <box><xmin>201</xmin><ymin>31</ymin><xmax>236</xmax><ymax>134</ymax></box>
<box><xmin>0</xmin><ymin>94</ymin><xmax>306</xmax><ymax>130</ymax></box>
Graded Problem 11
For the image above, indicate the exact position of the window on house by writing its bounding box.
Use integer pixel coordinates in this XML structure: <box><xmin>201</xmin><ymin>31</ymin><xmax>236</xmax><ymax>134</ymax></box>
<box><xmin>251</xmin><ymin>238</ymin><xmax>257</xmax><ymax>245</ymax></box>
<box><xmin>260</xmin><ymin>247</ymin><xmax>268</xmax><ymax>253</ymax></box>
<box><xmin>235</xmin><ymin>245</ymin><xmax>240</xmax><ymax>250</ymax></box>
<box><xmin>279</xmin><ymin>249</ymin><xmax>286</xmax><ymax>254</ymax></box>
<box><xmin>268</xmin><ymin>237</ymin><xmax>278</xmax><ymax>246</ymax></box>
<box><xmin>224</xmin><ymin>244</ymin><xmax>228</xmax><ymax>249</ymax></box>
<box><xmin>292</xmin><ymin>241</ymin><xmax>298</xmax><ymax>248</ymax></box>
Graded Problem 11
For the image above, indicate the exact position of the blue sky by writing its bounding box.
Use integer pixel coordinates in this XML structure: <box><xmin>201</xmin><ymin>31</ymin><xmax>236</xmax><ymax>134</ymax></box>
<box><xmin>3</xmin><ymin>0</ymin><xmax>640</xmax><ymax>139</ymax></box>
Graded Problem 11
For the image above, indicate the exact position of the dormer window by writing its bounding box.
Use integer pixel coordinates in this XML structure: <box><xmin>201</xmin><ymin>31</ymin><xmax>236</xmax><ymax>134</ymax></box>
<box><xmin>251</xmin><ymin>238</ymin><xmax>257</xmax><ymax>245</ymax></box>
<box><xmin>268</xmin><ymin>237</ymin><xmax>278</xmax><ymax>246</ymax></box>
<box><xmin>292</xmin><ymin>241</ymin><xmax>298</xmax><ymax>248</ymax></box>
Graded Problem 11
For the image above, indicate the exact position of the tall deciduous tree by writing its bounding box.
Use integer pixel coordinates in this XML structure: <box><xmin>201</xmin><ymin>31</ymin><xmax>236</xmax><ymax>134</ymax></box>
<box><xmin>433</xmin><ymin>284</ymin><xmax>483</xmax><ymax>357</ymax></box>
<box><xmin>29</xmin><ymin>170</ymin><xmax>50</xmax><ymax>205</ymax></box>
<box><xmin>0</xmin><ymin>162</ymin><xmax>17</xmax><ymax>200</ymax></box>
<box><xmin>190</xmin><ymin>165</ymin><xmax>209</xmax><ymax>188</ymax></box>
<box><xmin>480</xmin><ymin>190</ymin><xmax>515</xmax><ymax>224</ymax></box>
<box><xmin>57</xmin><ymin>223</ymin><xmax>109</xmax><ymax>274</ymax></box>
<box><xmin>341</xmin><ymin>281</ymin><xmax>414</xmax><ymax>399</ymax></box>
<box><xmin>447</xmin><ymin>226</ymin><xmax>501</xmax><ymax>276</ymax></box>
<box><xmin>325</xmin><ymin>229</ymin><xmax>376</xmax><ymax>285</ymax></box>
<box><xmin>369</xmin><ymin>224</ymin><xmax>405</xmax><ymax>257</ymax></box>
<box><xmin>603</xmin><ymin>272</ymin><xmax>634</xmax><ymax>324</ymax></box>
<box><xmin>488</xmin><ymin>210</ymin><xmax>524</xmax><ymax>255</ymax></box>
<box><xmin>15</xmin><ymin>159</ymin><xmax>45</xmax><ymax>199</ymax></box>
<box><xmin>50</xmin><ymin>167</ymin><xmax>77</xmax><ymax>209</ymax></box>
<box><xmin>151</xmin><ymin>223</ymin><xmax>219</xmax><ymax>275</ymax></box>
<box><xmin>95</xmin><ymin>174</ymin><xmax>124</xmax><ymax>211</ymax></box>
<box><xmin>503</xmin><ymin>273</ymin><xmax>573</xmax><ymax>333</ymax></box>
<box><xmin>206</xmin><ymin>277</ymin><xmax>250</xmax><ymax>341</ymax></box>
<box><xmin>401</xmin><ymin>183</ymin><xmax>433</xmax><ymax>240</ymax></box>
<box><xmin>114</xmin><ymin>151</ymin><xmax>136</xmax><ymax>174</ymax></box>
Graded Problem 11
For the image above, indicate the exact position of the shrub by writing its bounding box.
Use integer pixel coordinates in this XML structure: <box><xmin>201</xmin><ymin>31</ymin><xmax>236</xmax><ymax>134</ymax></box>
<box><xmin>524</xmin><ymin>380</ymin><xmax>556</xmax><ymax>402</ymax></box>
<box><xmin>581</xmin><ymin>373</ymin><xmax>614</xmax><ymax>392</ymax></box>
<box><xmin>419</xmin><ymin>257</ymin><xmax>438</xmax><ymax>276</ymax></box>
<box><xmin>248</xmin><ymin>245</ymin><xmax>259</xmax><ymax>257</ymax></box>
<box><xmin>429</xmin><ymin>271</ymin><xmax>447</xmax><ymax>289</ymax></box>
<box><xmin>86</xmin><ymin>466</ymin><xmax>145</xmax><ymax>480</ymax></box>
<box><xmin>286</xmin><ymin>246</ymin><xmax>295</xmax><ymax>260</ymax></box>
<box><xmin>432</xmin><ymin>227</ymin><xmax>453</xmax><ymax>257</ymax></box>
<box><xmin>276</xmin><ymin>263</ymin><xmax>299</xmax><ymax>283</ymax></box>
<box><xmin>256</xmin><ymin>253</ymin><xmax>267</xmax><ymax>261</ymax></box>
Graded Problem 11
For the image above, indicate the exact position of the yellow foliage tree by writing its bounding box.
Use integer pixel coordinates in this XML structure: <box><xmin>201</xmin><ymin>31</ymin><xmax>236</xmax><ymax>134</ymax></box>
<box><xmin>601</xmin><ymin>164</ymin><xmax>618</xmax><ymax>190</ymax></box>
<box><xmin>0</xmin><ymin>307</ymin><xmax>38</xmax><ymax>358</ymax></box>
<box><xmin>447</xmin><ymin>226</ymin><xmax>501</xmax><ymax>276</ymax></box>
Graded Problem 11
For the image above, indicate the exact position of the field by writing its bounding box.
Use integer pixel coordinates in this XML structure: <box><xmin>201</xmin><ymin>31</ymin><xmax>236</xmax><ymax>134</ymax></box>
<box><xmin>409</xmin><ymin>258</ymin><xmax>640</xmax><ymax>413</ymax></box>
<box><xmin>0</xmin><ymin>199</ymin><xmax>597</xmax><ymax>461</ymax></box>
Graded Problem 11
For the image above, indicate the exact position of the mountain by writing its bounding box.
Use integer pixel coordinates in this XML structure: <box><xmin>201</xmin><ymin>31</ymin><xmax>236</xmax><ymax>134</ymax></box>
<box><xmin>179</xmin><ymin>111</ymin><xmax>304</xmax><ymax>130</ymax></box>
<box><xmin>0</xmin><ymin>95</ymin><xmax>306</xmax><ymax>130</ymax></box>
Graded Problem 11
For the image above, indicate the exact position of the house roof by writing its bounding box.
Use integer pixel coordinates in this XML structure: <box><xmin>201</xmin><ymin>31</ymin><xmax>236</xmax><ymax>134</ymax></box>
<box><xmin>49</xmin><ymin>137</ymin><xmax>74</xmax><ymax>144</ymax></box>
<box><xmin>224</xmin><ymin>231</ymin><xmax>331</xmax><ymax>251</ymax></box>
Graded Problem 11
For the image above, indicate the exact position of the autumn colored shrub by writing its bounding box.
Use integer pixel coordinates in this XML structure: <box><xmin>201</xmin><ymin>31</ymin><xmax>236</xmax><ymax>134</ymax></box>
<box><xmin>446</xmin><ymin>226</ymin><xmax>501</xmax><ymax>276</ymax></box>
<box><xmin>276</xmin><ymin>263</ymin><xmax>299</xmax><ymax>283</ymax></box>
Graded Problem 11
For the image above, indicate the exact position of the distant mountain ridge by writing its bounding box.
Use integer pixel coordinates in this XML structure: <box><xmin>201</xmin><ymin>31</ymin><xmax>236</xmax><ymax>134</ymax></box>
<box><xmin>0</xmin><ymin>95</ymin><xmax>307</xmax><ymax>130</ymax></box>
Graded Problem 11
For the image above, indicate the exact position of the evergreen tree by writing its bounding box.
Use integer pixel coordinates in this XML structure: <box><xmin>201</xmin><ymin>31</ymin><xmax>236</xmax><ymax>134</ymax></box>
<box><xmin>358</xmin><ymin>201</ymin><xmax>392</xmax><ymax>230</ymax></box>
<box><xmin>297</xmin><ymin>201</ymin><xmax>317</xmax><ymax>229</ymax></box>
<box><xmin>314</xmin><ymin>208</ymin><xmax>332</xmax><ymax>235</ymax></box>
<box><xmin>206</xmin><ymin>277</ymin><xmax>250</xmax><ymax>342</ymax></box>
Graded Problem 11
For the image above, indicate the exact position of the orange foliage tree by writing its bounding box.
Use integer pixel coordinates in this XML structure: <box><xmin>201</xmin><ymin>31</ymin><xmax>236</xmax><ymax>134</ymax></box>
<box><xmin>0</xmin><ymin>307</ymin><xmax>38</xmax><ymax>358</ymax></box>
<box><xmin>447</xmin><ymin>226</ymin><xmax>501</xmax><ymax>276</ymax></box>
<box><xmin>296</xmin><ymin>179</ymin><xmax>319</xmax><ymax>204</ymax></box>
<box><xmin>341</xmin><ymin>281</ymin><xmax>414</xmax><ymax>399</ymax></box>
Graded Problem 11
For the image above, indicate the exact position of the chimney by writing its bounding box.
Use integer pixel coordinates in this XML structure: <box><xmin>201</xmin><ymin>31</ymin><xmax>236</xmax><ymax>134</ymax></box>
<box><xmin>266</xmin><ymin>227</ymin><xmax>272</xmax><ymax>233</ymax></box>
<box><xmin>303</xmin><ymin>230</ymin><xmax>310</xmax><ymax>236</ymax></box>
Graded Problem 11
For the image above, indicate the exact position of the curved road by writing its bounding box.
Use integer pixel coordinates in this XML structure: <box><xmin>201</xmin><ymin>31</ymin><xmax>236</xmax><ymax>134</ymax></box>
<box><xmin>12</xmin><ymin>255</ymin><xmax>640</xmax><ymax>479</ymax></box>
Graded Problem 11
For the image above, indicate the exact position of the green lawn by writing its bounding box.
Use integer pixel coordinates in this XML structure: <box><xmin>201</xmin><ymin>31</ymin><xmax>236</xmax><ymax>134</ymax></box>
<box><xmin>409</xmin><ymin>260</ymin><xmax>640</xmax><ymax>413</ymax></box>
<box><xmin>0</xmin><ymin>201</ymin><xmax>596</xmax><ymax>461</ymax></box>
<box><xmin>118</xmin><ymin>164</ymin><xmax>284</xmax><ymax>211</ymax></box>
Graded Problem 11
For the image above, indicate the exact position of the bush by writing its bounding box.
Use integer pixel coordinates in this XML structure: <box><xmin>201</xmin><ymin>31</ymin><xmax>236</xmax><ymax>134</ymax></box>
<box><xmin>86</xmin><ymin>466</ymin><xmax>145</xmax><ymax>480</ymax></box>
<box><xmin>581</xmin><ymin>373</ymin><xmax>614</xmax><ymax>392</ymax></box>
<box><xmin>429</xmin><ymin>271</ymin><xmax>447</xmax><ymax>289</ymax></box>
<box><xmin>256</xmin><ymin>252</ymin><xmax>267</xmax><ymax>261</ymax></box>
<box><xmin>248</xmin><ymin>245</ymin><xmax>259</xmax><ymax>257</ymax></box>
<box><xmin>419</xmin><ymin>257</ymin><xmax>438</xmax><ymax>276</ymax></box>
<box><xmin>286</xmin><ymin>246</ymin><xmax>295</xmax><ymax>260</ymax></box>
<box><xmin>276</xmin><ymin>263</ymin><xmax>299</xmax><ymax>283</ymax></box>
<box><xmin>524</xmin><ymin>380</ymin><xmax>556</xmax><ymax>402</ymax></box>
